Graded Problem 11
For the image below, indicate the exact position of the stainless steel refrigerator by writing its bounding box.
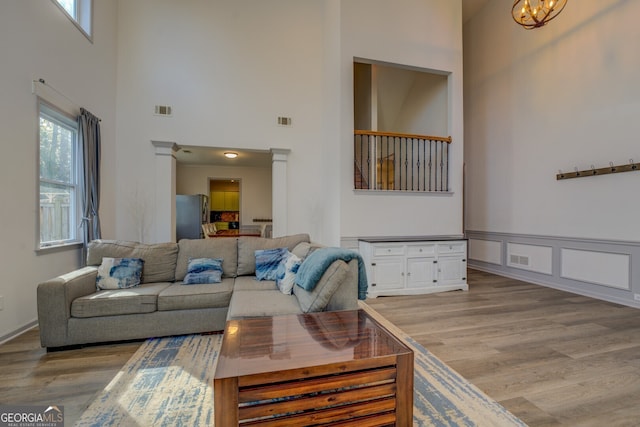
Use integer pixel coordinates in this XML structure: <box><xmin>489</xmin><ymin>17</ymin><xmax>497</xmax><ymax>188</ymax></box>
<box><xmin>176</xmin><ymin>194</ymin><xmax>208</xmax><ymax>240</ymax></box>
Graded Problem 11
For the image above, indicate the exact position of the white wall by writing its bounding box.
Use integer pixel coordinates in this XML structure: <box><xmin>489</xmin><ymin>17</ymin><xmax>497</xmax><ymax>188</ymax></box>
<box><xmin>0</xmin><ymin>1</ymin><xmax>118</xmax><ymax>339</ymax></box>
<box><xmin>377</xmin><ymin>67</ymin><xmax>449</xmax><ymax>137</ymax></box>
<box><xmin>465</xmin><ymin>1</ymin><xmax>640</xmax><ymax>241</ymax></box>
<box><xmin>340</xmin><ymin>0</ymin><xmax>464</xmax><ymax>238</ymax></box>
<box><xmin>115</xmin><ymin>0</ymin><xmax>464</xmax><ymax>246</ymax></box>
<box><xmin>115</xmin><ymin>0</ymin><xmax>331</xmax><ymax>243</ymax></box>
<box><xmin>176</xmin><ymin>164</ymin><xmax>272</xmax><ymax>226</ymax></box>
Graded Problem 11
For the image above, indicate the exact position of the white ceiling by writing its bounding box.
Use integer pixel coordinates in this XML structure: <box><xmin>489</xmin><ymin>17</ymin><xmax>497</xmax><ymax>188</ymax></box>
<box><xmin>177</xmin><ymin>1</ymin><xmax>489</xmax><ymax>168</ymax></box>
<box><xmin>175</xmin><ymin>146</ymin><xmax>272</xmax><ymax>167</ymax></box>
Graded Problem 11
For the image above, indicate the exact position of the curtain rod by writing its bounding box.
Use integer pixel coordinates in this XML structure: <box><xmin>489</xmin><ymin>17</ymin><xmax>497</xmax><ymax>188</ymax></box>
<box><xmin>33</xmin><ymin>78</ymin><xmax>101</xmax><ymax>121</ymax></box>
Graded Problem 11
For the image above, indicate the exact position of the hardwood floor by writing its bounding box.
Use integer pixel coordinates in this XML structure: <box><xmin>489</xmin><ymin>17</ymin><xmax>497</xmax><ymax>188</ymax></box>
<box><xmin>367</xmin><ymin>269</ymin><xmax>640</xmax><ymax>426</ymax></box>
<box><xmin>0</xmin><ymin>329</ymin><xmax>140</xmax><ymax>423</ymax></box>
<box><xmin>1</xmin><ymin>269</ymin><xmax>639</xmax><ymax>426</ymax></box>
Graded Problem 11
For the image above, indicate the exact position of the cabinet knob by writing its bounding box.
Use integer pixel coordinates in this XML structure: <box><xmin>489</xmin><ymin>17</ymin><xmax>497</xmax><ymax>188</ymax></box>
<box><xmin>419</xmin><ymin>248</ymin><xmax>423</xmax><ymax>252</ymax></box>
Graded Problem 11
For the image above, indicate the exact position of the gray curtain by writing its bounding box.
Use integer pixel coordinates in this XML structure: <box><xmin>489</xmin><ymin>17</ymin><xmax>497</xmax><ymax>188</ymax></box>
<box><xmin>79</xmin><ymin>108</ymin><xmax>101</xmax><ymax>263</ymax></box>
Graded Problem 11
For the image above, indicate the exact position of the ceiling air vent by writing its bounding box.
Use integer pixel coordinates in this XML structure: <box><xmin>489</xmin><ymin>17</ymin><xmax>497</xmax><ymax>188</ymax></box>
<box><xmin>154</xmin><ymin>105</ymin><xmax>172</xmax><ymax>116</ymax></box>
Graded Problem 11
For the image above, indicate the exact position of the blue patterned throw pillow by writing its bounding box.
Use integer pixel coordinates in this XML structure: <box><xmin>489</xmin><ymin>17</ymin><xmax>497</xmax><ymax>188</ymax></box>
<box><xmin>255</xmin><ymin>247</ymin><xmax>288</xmax><ymax>281</ymax></box>
<box><xmin>96</xmin><ymin>257</ymin><xmax>144</xmax><ymax>290</ymax></box>
<box><xmin>275</xmin><ymin>251</ymin><xmax>302</xmax><ymax>294</ymax></box>
<box><xmin>184</xmin><ymin>258</ymin><xmax>223</xmax><ymax>284</ymax></box>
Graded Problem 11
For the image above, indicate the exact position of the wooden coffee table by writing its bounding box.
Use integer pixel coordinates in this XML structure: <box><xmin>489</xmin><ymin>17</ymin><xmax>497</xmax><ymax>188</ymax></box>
<box><xmin>214</xmin><ymin>309</ymin><xmax>413</xmax><ymax>426</ymax></box>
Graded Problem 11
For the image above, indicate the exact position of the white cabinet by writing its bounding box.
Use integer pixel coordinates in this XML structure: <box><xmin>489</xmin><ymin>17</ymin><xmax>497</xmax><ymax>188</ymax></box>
<box><xmin>359</xmin><ymin>239</ymin><xmax>468</xmax><ymax>298</ymax></box>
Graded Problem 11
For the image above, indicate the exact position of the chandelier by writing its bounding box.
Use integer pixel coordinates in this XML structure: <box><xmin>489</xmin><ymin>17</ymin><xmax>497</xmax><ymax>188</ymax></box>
<box><xmin>512</xmin><ymin>0</ymin><xmax>568</xmax><ymax>29</ymax></box>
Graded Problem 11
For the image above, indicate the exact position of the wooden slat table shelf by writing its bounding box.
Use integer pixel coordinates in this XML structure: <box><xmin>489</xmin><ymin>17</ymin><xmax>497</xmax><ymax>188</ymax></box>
<box><xmin>214</xmin><ymin>309</ymin><xmax>413</xmax><ymax>426</ymax></box>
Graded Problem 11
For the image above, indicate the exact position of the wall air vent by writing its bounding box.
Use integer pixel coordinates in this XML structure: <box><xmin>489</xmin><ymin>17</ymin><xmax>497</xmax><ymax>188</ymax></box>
<box><xmin>509</xmin><ymin>254</ymin><xmax>530</xmax><ymax>266</ymax></box>
<box><xmin>154</xmin><ymin>105</ymin><xmax>172</xmax><ymax>116</ymax></box>
<box><xmin>277</xmin><ymin>116</ymin><xmax>292</xmax><ymax>126</ymax></box>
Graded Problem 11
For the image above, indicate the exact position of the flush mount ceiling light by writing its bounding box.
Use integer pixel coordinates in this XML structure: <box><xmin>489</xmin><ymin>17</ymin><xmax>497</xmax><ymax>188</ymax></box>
<box><xmin>224</xmin><ymin>152</ymin><xmax>238</xmax><ymax>159</ymax></box>
<box><xmin>512</xmin><ymin>0</ymin><xmax>568</xmax><ymax>29</ymax></box>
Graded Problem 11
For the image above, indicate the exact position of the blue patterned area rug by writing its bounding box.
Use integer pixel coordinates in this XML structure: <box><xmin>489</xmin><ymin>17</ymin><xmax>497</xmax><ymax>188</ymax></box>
<box><xmin>76</xmin><ymin>305</ymin><xmax>527</xmax><ymax>426</ymax></box>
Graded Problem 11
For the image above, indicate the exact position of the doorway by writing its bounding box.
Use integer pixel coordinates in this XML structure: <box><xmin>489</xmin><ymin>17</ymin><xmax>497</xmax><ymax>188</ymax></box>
<box><xmin>208</xmin><ymin>178</ymin><xmax>241</xmax><ymax>230</ymax></box>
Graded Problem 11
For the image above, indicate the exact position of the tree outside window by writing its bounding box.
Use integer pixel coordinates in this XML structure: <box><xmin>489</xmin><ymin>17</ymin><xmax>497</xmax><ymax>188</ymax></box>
<box><xmin>39</xmin><ymin>103</ymin><xmax>79</xmax><ymax>248</ymax></box>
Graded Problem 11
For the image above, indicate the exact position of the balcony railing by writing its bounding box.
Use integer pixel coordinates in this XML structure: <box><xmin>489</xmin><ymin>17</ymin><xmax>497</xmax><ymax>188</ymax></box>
<box><xmin>354</xmin><ymin>130</ymin><xmax>451</xmax><ymax>192</ymax></box>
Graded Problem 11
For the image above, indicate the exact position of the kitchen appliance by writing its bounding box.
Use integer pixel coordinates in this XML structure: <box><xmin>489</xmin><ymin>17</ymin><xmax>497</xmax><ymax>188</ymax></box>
<box><xmin>176</xmin><ymin>194</ymin><xmax>208</xmax><ymax>240</ymax></box>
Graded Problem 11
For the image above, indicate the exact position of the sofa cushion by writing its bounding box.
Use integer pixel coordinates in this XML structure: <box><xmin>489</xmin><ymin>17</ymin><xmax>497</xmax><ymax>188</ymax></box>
<box><xmin>237</xmin><ymin>234</ymin><xmax>310</xmax><ymax>276</ymax></box>
<box><xmin>291</xmin><ymin>242</ymin><xmax>322</xmax><ymax>260</ymax></box>
<box><xmin>71</xmin><ymin>283</ymin><xmax>172</xmax><ymax>318</ymax></box>
<box><xmin>293</xmin><ymin>260</ymin><xmax>348</xmax><ymax>313</ymax></box>
<box><xmin>96</xmin><ymin>257</ymin><xmax>144</xmax><ymax>290</ymax></box>
<box><xmin>176</xmin><ymin>238</ymin><xmax>238</xmax><ymax>280</ymax></box>
<box><xmin>183</xmin><ymin>258</ymin><xmax>223</xmax><ymax>284</ymax></box>
<box><xmin>87</xmin><ymin>240</ymin><xmax>178</xmax><ymax>284</ymax></box>
<box><xmin>226</xmin><ymin>290</ymin><xmax>302</xmax><ymax>319</ymax></box>
<box><xmin>233</xmin><ymin>276</ymin><xmax>278</xmax><ymax>291</ymax></box>
<box><xmin>157</xmin><ymin>279</ymin><xmax>234</xmax><ymax>311</ymax></box>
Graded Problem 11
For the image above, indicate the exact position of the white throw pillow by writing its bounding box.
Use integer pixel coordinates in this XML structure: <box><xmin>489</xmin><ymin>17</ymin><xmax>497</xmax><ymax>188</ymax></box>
<box><xmin>275</xmin><ymin>251</ymin><xmax>302</xmax><ymax>295</ymax></box>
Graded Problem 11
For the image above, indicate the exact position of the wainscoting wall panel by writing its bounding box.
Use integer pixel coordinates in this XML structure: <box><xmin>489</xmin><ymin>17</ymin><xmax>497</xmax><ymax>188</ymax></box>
<box><xmin>466</xmin><ymin>230</ymin><xmax>640</xmax><ymax>309</ymax></box>
<box><xmin>561</xmin><ymin>248</ymin><xmax>630</xmax><ymax>290</ymax></box>
<box><xmin>468</xmin><ymin>239</ymin><xmax>502</xmax><ymax>265</ymax></box>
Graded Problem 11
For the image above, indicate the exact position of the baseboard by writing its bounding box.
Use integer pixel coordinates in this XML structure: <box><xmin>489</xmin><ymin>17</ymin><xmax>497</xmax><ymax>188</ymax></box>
<box><xmin>0</xmin><ymin>319</ymin><xmax>38</xmax><ymax>346</ymax></box>
<box><xmin>466</xmin><ymin>230</ymin><xmax>640</xmax><ymax>309</ymax></box>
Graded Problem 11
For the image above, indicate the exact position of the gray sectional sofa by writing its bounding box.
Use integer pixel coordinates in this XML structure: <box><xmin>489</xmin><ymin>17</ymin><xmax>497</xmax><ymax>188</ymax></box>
<box><xmin>37</xmin><ymin>234</ymin><xmax>361</xmax><ymax>350</ymax></box>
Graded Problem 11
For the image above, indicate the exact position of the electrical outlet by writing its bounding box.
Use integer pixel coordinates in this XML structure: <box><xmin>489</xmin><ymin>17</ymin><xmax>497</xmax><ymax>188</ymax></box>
<box><xmin>634</xmin><ymin>294</ymin><xmax>640</xmax><ymax>302</ymax></box>
<box><xmin>0</xmin><ymin>295</ymin><xmax>4</xmax><ymax>311</ymax></box>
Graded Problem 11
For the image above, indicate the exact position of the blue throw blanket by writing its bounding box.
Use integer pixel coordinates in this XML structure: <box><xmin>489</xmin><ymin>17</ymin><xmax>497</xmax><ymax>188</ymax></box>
<box><xmin>295</xmin><ymin>247</ymin><xmax>368</xmax><ymax>300</ymax></box>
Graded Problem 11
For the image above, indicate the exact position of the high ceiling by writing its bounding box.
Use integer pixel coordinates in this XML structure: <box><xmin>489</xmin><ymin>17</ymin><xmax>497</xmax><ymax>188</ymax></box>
<box><xmin>177</xmin><ymin>1</ymin><xmax>489</xmax><ymax>168</ymax></box>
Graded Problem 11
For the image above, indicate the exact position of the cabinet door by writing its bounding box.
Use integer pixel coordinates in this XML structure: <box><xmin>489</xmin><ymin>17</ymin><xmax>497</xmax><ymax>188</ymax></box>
<box><xmin>437</xmin><ymin>256</ymin><xmax>467</xmax><ymax>285</ymax></box>
<box><xmin>224</xmin><ymin>192</ymin><xmax>239</xmax><ymax>210</ymax></box>
<box><xmin>406</xmin><ymin>257</ymin><xmax>437</xmax><ymax>288</ymax></box>
<box><xmin>370</xmin><ymin>257</ymin><xmax>404</xmax><ymax>290</ymax></box>
<box><xmin>210</xmin><ymin>192</ymin><xmax>225</xmax><ymax>211</ymax></box>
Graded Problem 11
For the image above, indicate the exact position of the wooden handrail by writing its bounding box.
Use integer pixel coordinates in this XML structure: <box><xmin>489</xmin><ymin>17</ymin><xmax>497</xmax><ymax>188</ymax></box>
<box><xmin>354</xmin><ymin>130</ymin><xmax>452</xmax><ymax>143</ymax></box>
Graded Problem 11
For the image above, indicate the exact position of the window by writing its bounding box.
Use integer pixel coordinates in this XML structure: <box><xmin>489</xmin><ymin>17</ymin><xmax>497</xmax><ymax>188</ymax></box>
<box><xmin>39</xmin><ymin>102</ymin><xmax>81</xmax><ymax>249</ymax></box>
<box><xmin>52</xmin><ymin>0</ymin><xmax>93</xmax><ymax>41</ymax></box>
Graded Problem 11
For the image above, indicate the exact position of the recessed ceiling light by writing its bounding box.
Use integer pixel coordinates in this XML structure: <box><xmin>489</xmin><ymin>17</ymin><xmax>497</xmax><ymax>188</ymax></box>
<box><xmin>224</xmin><ymin>152</ymin><xmax>238</xmax><ymax>159</ymax></box>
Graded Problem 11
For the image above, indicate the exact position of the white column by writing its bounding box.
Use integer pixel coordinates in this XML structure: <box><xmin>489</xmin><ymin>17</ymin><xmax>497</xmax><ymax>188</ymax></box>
<box><xmin>151</xmin><ymin>140</ymin><xmax>178</xmax><ymax>243</ymax></box>
<box><xmin>271</xmin><ymin>148</ymin><xmax>290</xmax><ymax>238</ymax></box>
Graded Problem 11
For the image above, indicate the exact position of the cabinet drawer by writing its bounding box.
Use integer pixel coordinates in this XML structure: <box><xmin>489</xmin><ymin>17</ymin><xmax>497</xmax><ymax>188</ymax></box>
<box><xmin>437</xmin><ymin>242</ymin><xmax>466</xmax><ymax>254</ymax></box>
<box><xmin>407</xmin><ymin>245</ymin><xmax>436</xmax><ymax>256</ymax></box>
<box><xmin>373</xmin><ymin>246</ymin><xmax>405</xmax><ymax>256</ymax></box>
